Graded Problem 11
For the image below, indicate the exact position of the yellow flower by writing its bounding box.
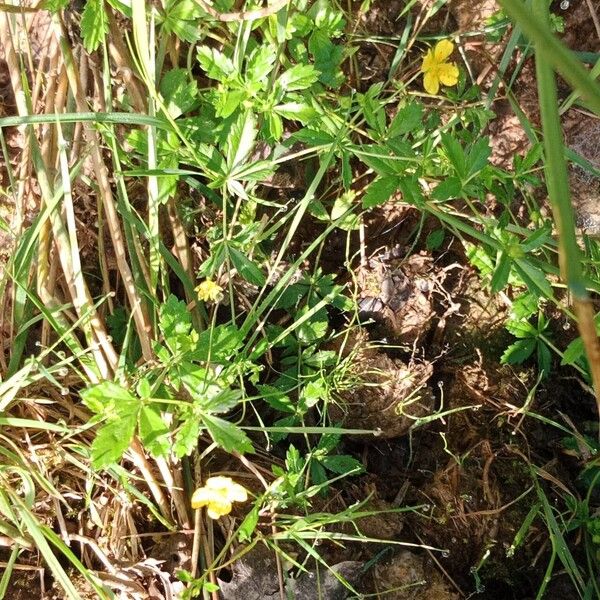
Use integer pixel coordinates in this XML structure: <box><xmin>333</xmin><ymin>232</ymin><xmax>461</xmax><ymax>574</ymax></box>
<box><xmin>196</xmin><ymin>279</ymin><xmax>223</xmax><ymax>303</ymax></box>
<box><xmin>191</xmin><ymin>476</ymin><xmax>249</xmax><ymax>519</ymax></box>
<box><xmin>420</xmin><ymin>39</ymin><xmax>459</xmax><ymax>95</ymax></box>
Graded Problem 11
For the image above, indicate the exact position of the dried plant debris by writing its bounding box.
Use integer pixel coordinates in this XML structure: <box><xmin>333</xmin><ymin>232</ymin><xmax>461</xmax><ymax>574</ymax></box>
<box><xmin>330</xmin><ymin>330</ymin><xmax>434</xmax><ymax>438</ymax></box>
<box><xmin>373</xmin><ymin>550</ymin><xmax>459</xmax><ymax>600</ymax></box>
<box><xmin>218</xmin><ymin>544</ymin><xmax>363</xmax><ymax>600</ymax></box>
<box><xmin>358</xmin><ymin>249</ymin><xmax>435</xmax><ymax>345</ymax></box>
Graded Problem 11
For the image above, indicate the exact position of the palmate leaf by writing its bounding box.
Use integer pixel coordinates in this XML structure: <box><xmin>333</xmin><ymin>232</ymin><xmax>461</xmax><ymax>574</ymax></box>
<box><xmin>91</xmin><ymin>414</ymin><xmax>137</xmax><ymax>469</ymax></box>
<box><xmin>501</xmin><ymin>337</ymin><xmax>536</xmax><ymax>365</ymax></box>
<box><xmin>197</xmin><ymin>46</ymin><xmax>236</xmax><ymax>82</ymax></box>
<box><xmin>202</xmin><ymin>413</ymin><xmax>254</xmax><ymax>454</ymax></box>
<box><xmin>279</xmin><ymin>64</ymin><xmax>320</xmax><ymax>91</ymax></box>
<box><xmin>81</xmin><ymin>0</ymin><xmax>109</xmax><ymax>52</ymax></box>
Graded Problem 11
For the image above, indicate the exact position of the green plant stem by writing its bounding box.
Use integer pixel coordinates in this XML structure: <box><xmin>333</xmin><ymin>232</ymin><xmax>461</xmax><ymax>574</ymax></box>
<box><xmin>530</xmin><ymin>0</ymin><xmax>600</xmax><ymax>417</ymax></box>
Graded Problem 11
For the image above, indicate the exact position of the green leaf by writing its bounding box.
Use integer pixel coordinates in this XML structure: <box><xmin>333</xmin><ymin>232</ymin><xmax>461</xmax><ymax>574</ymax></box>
<box><xmin>81</xmin><ymin>381</ymin><xmax>136</xmax><ymax>415</ymax></box>
<box><xmin>331</xmin><ymin>191</ymin><xmax>359</xmax><ymax>230</ymax></box>
<box><xmin>319</xmin><ymin>454</ymin><xmax>364</xmax><ymax>475</ymax></box>
<box><xmin>514</xmin><ymin>260</ymin><xmax>553</xmax><ymax>299</ymax></box>
<box><xmin>431</xmin><ymin>177</ymin><xmax>462</xmax><ymax>201</ymax></box>
<box><xmin>441</xmin><ymin>133</ymin><xmax>467</xmax><ymax>179</ymax></box>
<box><xmin>162</xmin><ymin>0</ymin><xmax>202</xmax><ymax>43</ymax></box>
<box><xmin>279</xmin><ymin>64</ymin><xmax>320</xmax><ymax>91</ymax></box>
<box><xmin>139</xmin><ymin>406</ymin><xmax>171</xmax><ymax>458</ymax></box>
<box><xmin>362</xmin><ymin>176</ymin><xmax>399</xmax><ymax>208</ymax></box>
<box><xmin>81</xmin><ymin>0</ymin><xmax>108</xmax><ymax>52</ymax></box>
<box><xmin>562</xmin><ymin>337</ymin><xmax>584</xmax><ymax>366</ymax></box>
<box><xmin>202</xmin><ymin>413</ymin><xmax>254</xmax><ymax>454</ymax></box>
<box><xmin>308</xmin><ymin>29</ymin><xmax>345</xmax><ymax>88</ymax></box>
<box><xmin>296</xmin><ymin>305</ymin><xmax>328</xmax><ymax>345</ymax></box>
<box><xmin>501</xmin><ymin>338</ymin><xmax>536</xmax><ymax>365</ymax></box>
<box><xmin>159</xmin><ymin>295</ymin><xmax>196</xmax><ymax>354</ymax></box>
<box><xmin>302</xmin><ymin>379</ymin><xmax>327</xmax><ymax>408</ymax></box>
<box><xmin>226</xmin><ymin>111</ymin><xmax>257</xmax><ymax>169</ymax></box>
<box><xmin>229</xmin><ymin>246</ymin><xmax>266</xmax><ymax>286</ymax></box>
<box><xmin>351</xmin><ymin>145</ymin><xmax>401</xmax><ymax>176</ymax></box>
<box><xmin>160</xmin><ymin>69</ymin><xmax>198</xmax><ymax>118</ymax></box>
<box><xmin>537</xmin><ymin>342</ymin><xmax>552</xmax><ymax>376</ymax></box>
<box><xmin>197</xmin><ymin>46</ymin><xmax>235</xmax><ymax>81</ymax></box>
<box><xmin>467</xmin><ymin>137</ymin><xmax>491</xmax><ymax>177</ymax></box>
<box><xmin>246</xmin><ymin>44</ymin><xmax>276</xmax><ymax>84</ymax></box>
<box><xmin>491</xmin><ymin>251</ymin><xmax>512</xmax><ymax>293</ymax></box>
<box><xmin>204</xmin><ymin>389</ymin><xmax>242</xmax><ymax>414</ymax></box>
<box><xmin>273</xmin><ymin>102</ymin><xmax>317</xmax><ymax>123</ymax></box>
<box><xmin>238</xmin><ymin>503</ymin><xmax>260</xmax><ymax>543</ymax></box>
<box><xmin>215</xmin><ymin>88</ymin><xmax>248</xmax><ymax>118</ymax></box>
<box><xmin>426</xmin><ymin>229</ymin><xmax>445</xmax><ymax>251</ymax></box>
<box><xmin>389</xmin><ymin>101</ymin><xmax>423</xmax><ymax>137</ymax></box>
<box><xmin>174</xmin><ymin>417</ymin><xmax>200</xmax><ymax>458</ymax></box>
<box><xmin>231</xmin><ymin>160</ymin><xmax>276</xmax><ymax>182</ymax></box>
<box><xmin>91</xmin><ymin>415</ymin><xmax>137</xmax><ymax>469</ymax></box>
<box><xmin>195</xmin><ymin>324</ymin><xmax>243</xmax><ymax>362</ymax></box>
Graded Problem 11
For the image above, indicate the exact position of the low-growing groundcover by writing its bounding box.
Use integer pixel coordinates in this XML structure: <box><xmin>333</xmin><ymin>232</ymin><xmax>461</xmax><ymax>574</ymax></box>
<box><xmin>2</xmin><ymin>0</ymin><xmax>600</xmax><ymax>598</ymax></box>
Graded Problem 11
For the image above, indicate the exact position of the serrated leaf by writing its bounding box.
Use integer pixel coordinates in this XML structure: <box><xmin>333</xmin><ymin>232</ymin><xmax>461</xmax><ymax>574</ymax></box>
<box><xmin>174</xmin><ymin>418</ymin><xmax>200</xmax><ymax>457</ymax></box>
<box><xmin>562</xmin><ymin>337</ymin><xmax>584</xmax><ymax>366</ymax></box>
<box><xmin>296</xmin><ymin>305</ymin><xmax>328</xmax><ymax>345</ymax></box>
<box><xmin>226</xmin><ymin>111</ymin><xmax>257</xmax><ymax>169</ymax></box>
<box><xmin>501</xmin><ymin>338</ymin><xmax>536</xmax><ymax>365</ymax></box>
<box><xmin>537</xmin><ymin>342</ymin><xmax>552</xmax><ymax>377</ymax></box>
<box><xmin>302</xmin><ymin>379</ymin><xmax>327</xmax><ymax>408</ymax></box>
<box><xmin>231</xmin><ymin>160</ymin><xmax>275</xmax><ymax>182</ymax></box>
<box><xmin>514</xmin><ymin>260</ymin><xmax>553</xmax><ymax>299</ymax></box>
<box><xmin>273</xmin><ymin>102</ymin><xmax>317</xmax><ymax>123</ymax></box>
<box><xmin>279</xmin><ymin>64</ymin><xmax>320</xmax><ymax>91</ymax></box>
<box><xmin>81</xmin><ymin>0</ymin><xmax>108</xmax><ymax>52</ymax></box>
<box><xmin>331</xmin><ymin>191</ymin><xmax>359</xmax><ymax>230</ymax></box>
<box><xmin>362</xmin><ymin>176</ymin><xmax>399</xmax><ymax>208</ymax></box>
<box><xmin>491</xmin><ymin>251</ymin><xmax>511</xmax><ymax>294</ymax></box>
<box><xmin>319</xmin><ymin>454</ymin><xmax>364</xmax><ymax>475</ymax></box>
<box><xmin>138</xmin><ymin>406</ymin><xmax>171</xmax><ymax>458</ymax></box>
<box><xmin>81</xmin><ymin>381</ymin><xmax>136</xmax><ymax>415</ymax></box>
<box><xmin>160</xmin><ymin>69</ymin><xmax>198</xmax><ymax>118</ymax></box>
<box><xmin>389</xmin><ymin>101</ymin><xmax>423</xmax><ymax>137</ymax></box>
<box><xmin>246</xmin><ymin>44</ymin><xmax>276</xmax><ymax>84</ymax></box>
<box><xmin>159</xmin><ymin>295</ymin><xmax>196</xmax><ymax>354</ymax></box>
<box><xmin>162</xmin><ymin>0</ymin><xmax>202</xmax><ymax>43</ymax></box>
<box><xmin>441</xmin><ymin>133</ymin><xmax>467</xmax><ymax>179</ymax></box>
<box><xmin>238</xmin><ymin>503</ymin><xmax>260</xmax><ymax>543</ymax></box>
<box><xmin>195</xmin><ymin>324</ymin><xmax>243</xmax><ymax>362</ymax></box>
<box><xmin>202</xmin><ymin>413</ymin><xmax>253</xmax><ymax>454</ymax></box>
<box><xmin>204</xmin><ymin>389</ymin><xmax>242</xmax><ymax>414</ymax></box>
<box><xmin>197</xmin><ymin>46</ymin><xmax>235</xmax><ymax>81</ymax></box>
<box><xmin>431</xmin><ymin>177</ymin><xmax>462</xmax><ymax>201</ymax></box>
<box><xmin>426</xmin><ymin>229</ymin><xmax>445</xmax><ymax>251</ymax></box>
<box><xmin>466</xmin><ymin>137</ymin><xmax>491</xmax><ymax>177</ymax></box>
<box><xmin>229</xmin><ymin>246</ymin><xmax>266</xmax><ymax>286</ymax></box>
<box><xmin>91</xmin><ymin>415</ymin><xmax>137</xmax><ymax>469</ymax></box>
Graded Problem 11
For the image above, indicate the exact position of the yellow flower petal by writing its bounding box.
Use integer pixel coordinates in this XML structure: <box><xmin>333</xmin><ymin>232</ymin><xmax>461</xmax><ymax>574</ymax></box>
<box><xmin>192</xmin><ymin>477</ymin><xmax>249</xmax><ymax>518</ymax></box>
<box><xmin>423</xmin><ymin>71</ymin><xmax>440</xmax><ymax>95</ymax></box>
<box><xmin>438</xmin><ymin>62</ymin><xmax>459</xmax><ymax>87</ymax></box>
<box><xmin>206</xmin><ymin>499</ymin><xmax>232</xmax><ymax>519</ymax></box>
<box><xmin>421</xmin><ymin>48</ymin><xmax>435</xmax><ymax>73</ymax></box>
<box><xmin>433</xmin><ymin>39</ymin><xmax>454</xmax><ymax>62</ymax></box>
<box><xmin>190</xmin><ymin>487</ymin><xmax>213</xmax><ymax>509</ymax></box>
<box><xmin>196</xmin><ymin>279</ymin><xmax>223</xmax><ymax>303</ymax></box>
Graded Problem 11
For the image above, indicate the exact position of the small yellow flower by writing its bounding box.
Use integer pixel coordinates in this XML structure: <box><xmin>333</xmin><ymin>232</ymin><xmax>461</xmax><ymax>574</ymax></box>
<box><xmin>420</xmin><ymin>39</ymin><xmax>459</xmax><ymax>95</ymax></box>
<box><xmin>196</xmin><ymin>279</ymin><xmax>223</xmax><ymax>303</ymax></box>
<box><xmin>191</xmin><ymin>476</ymin><xmax>249</xmax><ymax>519</ymax></box>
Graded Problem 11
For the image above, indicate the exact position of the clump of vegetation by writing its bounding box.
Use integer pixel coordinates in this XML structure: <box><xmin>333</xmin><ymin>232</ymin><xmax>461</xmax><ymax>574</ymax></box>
<box><xmin>2</xmin><ymin>0</ymin><xmax>600</xmax><ymax>597</ymax></box>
